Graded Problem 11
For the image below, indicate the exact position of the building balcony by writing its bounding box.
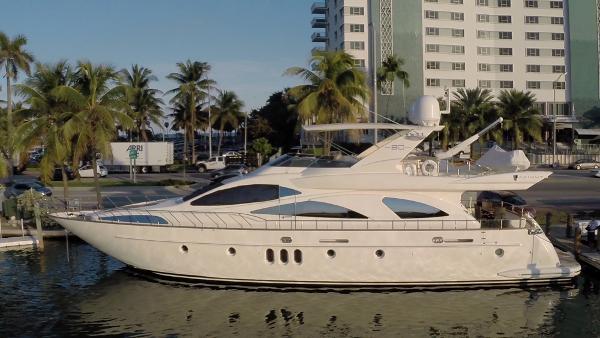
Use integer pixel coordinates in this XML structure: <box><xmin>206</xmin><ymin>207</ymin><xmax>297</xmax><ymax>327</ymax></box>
<box><xmin>311</xmin><ymin>32</ymin><xmax>328</xmax><ymax>43</ymax></box>
<box><xmin>311</xmin><ymin>46</ymin><xmax>325</xmax><ymax>54</ymax></box>
<box><xmin>311</xmin><ymin>2</ymin><xmax>327</xmax><ymax>14</ymax></box>
<box><xmin>311</xmin><ymin>17</ymin><xmax>327</xmax><ymax>29</ymax></box>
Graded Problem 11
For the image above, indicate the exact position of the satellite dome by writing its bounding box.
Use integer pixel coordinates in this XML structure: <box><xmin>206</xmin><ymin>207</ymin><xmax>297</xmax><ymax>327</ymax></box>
<box><xmin>408</xmin><ymin>96</ymin><xmax>441</xmax><ymax>126</ymax></box>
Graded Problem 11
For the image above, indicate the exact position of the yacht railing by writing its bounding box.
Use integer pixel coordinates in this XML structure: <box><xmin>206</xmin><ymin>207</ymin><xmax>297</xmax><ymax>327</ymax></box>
<box><xmin>52</xmin><ymin>208</ymin><xmax>535</xmax><ymax>232</ymax></box>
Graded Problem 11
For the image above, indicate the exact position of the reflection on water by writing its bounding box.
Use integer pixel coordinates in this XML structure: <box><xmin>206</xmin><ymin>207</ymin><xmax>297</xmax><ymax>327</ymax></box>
<box><xmin>1</xmin><ymin>241</ymin><xmax>599</xmax><ymax>337</ymax></box>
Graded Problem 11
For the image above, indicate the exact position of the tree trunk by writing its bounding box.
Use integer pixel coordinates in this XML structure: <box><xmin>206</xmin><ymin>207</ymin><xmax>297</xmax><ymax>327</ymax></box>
<box><xmin>6</xmin><ymin>68</ymin><xmax>13</xmax><ymax>176</ymax></box>
<box><xmin>190</xmin><ymin>97</ymin><xmax>196</xmax><ymax>164</ymax></box>
<box><xmin>217</xmin><ymin>129</ymin><xmax>224</xmax><ymax>155</ymax></box>
<box><xmin>91</xmin><ymin>156</ymin><xmax>102</xmax><ymax>209</ymax></box>
<box><xmin>61</xmin><ymin>166</ymin><xmax>70</xmax><ymax>207</ymax></box>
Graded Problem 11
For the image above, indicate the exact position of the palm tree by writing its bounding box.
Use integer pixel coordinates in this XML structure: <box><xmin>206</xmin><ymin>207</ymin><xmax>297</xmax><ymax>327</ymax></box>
<box><xmin>285</xmin><ymin>51</ymin><xmax>369</xmax><ymax>154</ymax></box>
<box><xmin>120</xmin><ymin>65</ymin><xmax>164</xmax><ymax>141</ymax></box>
<box><xmin>167</xmin><ymin>60</ymin><xmax>215</xmax><ymax>162</ymax></box>
<box><xmin>0</xmin><ymin>32</ymin><xmax>34</xmax><ymax>174</ymax></box>
<box><xmin>168</xmin><ymin>96</ymin><xmax>207</xmax><ymax>155</ymax></box>
<box><xmin>377</xmin><ymin>54</ymin><xmax>409</xmax><ymax>118</ymax></box>
<box><xmin>15</xmin><ymin>61</ymin><xmax>75</xmax><ymax>199</ymax></box>
<box><xmin>210</xmin><ymin>91</ymin><xmax>243</xmax><ymax>155</ymax></box>
<box><xmin>56</xmin><ymin>61</ymin><xmax>133</xmax><ymax>208</ymax></box>
<box><xmin>497</xmin><ymin>89</ymin><xmax>543</xmax><ymax>150</ymax></box>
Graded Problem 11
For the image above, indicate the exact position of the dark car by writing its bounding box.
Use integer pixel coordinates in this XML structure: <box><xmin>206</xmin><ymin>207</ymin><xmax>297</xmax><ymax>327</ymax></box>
<box><xmin>51</xmin><ymin>166</ymin><xmax>75</xmax><ymax>181</ymax></box>
<box><xmin>209</xmin><ymin>164</ymin><xmax>249</xmax><ymax>179</ymax></box>
<box><xmin>568</xmin><ymin>159</ymin><xmax>600</xmax><ymax>170</ymax></box>
<box><xmin>476</xmin><ymin>191</ymin><xmax>535</xmax><ymax>219</ymax></box>
<box><xmin>3</xmin><ymin>180</ymin><xmax>53</xmax><ymax>199</ymax></box>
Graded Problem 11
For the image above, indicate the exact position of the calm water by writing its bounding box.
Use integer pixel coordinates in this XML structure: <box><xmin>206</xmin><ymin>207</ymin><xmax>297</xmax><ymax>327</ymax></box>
<box><xmin>1</xmin><ymin>241</ymin><xmax>600</xmax><ymax>337</ymax></box>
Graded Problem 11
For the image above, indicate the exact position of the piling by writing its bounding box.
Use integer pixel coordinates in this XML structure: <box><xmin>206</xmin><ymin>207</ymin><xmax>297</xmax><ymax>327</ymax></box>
<box><xmin>34</xmin><ymin>203</ymin><xmax>44</xmax><ymax>251</ymax></box>
<box><xmin>566</xmin><ymin>214</ymin><xmax>573</xmax><ymax>238</ymax></box>
<box><xmin>574</xmin><ymin>226</ymin><xmax>582</xmax><ymax>258</ymax></box>
<box><xmin>545</xmin><ymin>212</ymin><xmax>552</xmax><ymax>234</ymax></box>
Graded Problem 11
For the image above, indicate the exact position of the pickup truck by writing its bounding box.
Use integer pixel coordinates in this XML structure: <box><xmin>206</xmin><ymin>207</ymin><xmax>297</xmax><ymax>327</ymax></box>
<box><xmin>196</xmin><ymin>156</ymin><xmax>226</xmax><ymax>172</ymax></box>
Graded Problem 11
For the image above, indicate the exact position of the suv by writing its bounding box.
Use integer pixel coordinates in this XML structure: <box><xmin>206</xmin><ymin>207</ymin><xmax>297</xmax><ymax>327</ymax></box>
<box><xmin>476</xmin><ymin>191</ymin><xmax>535</xmax><ymax>219</ymax></box>
<box><xmin>196</xmin><ymin>156</ymin><xmax>226</xmax><ymax>173</ymax></box>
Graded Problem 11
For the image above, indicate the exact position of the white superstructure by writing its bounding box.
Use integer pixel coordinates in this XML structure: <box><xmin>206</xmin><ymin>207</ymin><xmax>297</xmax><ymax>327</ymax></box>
<box><xmin>50</xmin><ymin>97</ymin><xmax>580</xmax><ymax>287</ymax></box>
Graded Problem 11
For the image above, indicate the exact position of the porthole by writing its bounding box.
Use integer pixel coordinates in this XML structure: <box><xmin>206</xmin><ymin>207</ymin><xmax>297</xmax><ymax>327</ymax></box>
<box><xmin>280</xmin><ymin>249</ymin><xmax>289</xmax><ymax>264</ymax></box>
<box><xmin>294</xmin><ymin>249</ymin><xmax>303</xmax><ymax>264</ymax></box>
<box><xmin>375</xmin><ymin>249</ymin><xmax>385</xmax><ymax>258</ymax></box>
<box><xmin>228</xmin><ymin>247</ymin><xmax>236</xmax><ymax>256</ymax></box>
<box><xmin>180</xmin><ymin>245</ymin><xmax>188</xmax><ymax>253</ymax></box>
<box><xmin>327</xmin><ymin>249</ymin><xmax>336</xmax><ymax>258</ymax></box>
<box><xmin>495</xmin><ymin>248</ymin><xmax>504</xmax><ymax>257</ymax></box>
<box><xmin>266</xmin><ymin>249</ymin><xmax>274</xmax><ymax>263</ymax></box>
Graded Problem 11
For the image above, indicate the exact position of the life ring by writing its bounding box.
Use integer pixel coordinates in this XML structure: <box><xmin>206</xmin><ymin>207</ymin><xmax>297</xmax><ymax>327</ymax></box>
<box><xmin>404</xmin><ymin>163</ymin><xmax>418</xmax><ymax>176</ymax></box>
<box><xmin>421</xmin><ymin>159</ymin><xmax>438</xmax><ymax>176</ymax></box>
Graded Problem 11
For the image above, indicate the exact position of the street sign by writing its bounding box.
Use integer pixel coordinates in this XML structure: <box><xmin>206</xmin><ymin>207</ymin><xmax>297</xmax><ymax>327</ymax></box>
<box><xmin>129</xmin><ymin>148</ymin><xmax>138</xmax><ymax>160</ymax></box>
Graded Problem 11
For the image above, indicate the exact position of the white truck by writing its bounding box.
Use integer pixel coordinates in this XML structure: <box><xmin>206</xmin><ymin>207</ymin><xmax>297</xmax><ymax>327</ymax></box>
<box><xmin>104</xmin><ymin>142</ymin><xmax>174</xmax><ymax>173</ymax></box>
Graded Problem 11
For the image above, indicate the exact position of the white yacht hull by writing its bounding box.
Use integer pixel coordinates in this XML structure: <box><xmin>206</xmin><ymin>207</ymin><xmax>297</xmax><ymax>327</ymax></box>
<box><xmin>53</xmin><ymin>214</ymin><xmax>580</xmax><ymax>287</ymax></box>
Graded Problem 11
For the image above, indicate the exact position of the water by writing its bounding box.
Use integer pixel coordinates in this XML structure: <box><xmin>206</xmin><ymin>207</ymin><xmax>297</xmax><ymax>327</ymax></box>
<box><xmin>1</xmin><ymin>241</ymin><xmax>600</xmax><ymax>337</ymax></box>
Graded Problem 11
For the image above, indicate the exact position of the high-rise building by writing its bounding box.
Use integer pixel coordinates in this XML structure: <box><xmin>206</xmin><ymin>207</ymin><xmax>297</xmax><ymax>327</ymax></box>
<box><xmin>311</xmin><ymin>0</ymin><xmax>600</xmax><ymax>131</ymax></box>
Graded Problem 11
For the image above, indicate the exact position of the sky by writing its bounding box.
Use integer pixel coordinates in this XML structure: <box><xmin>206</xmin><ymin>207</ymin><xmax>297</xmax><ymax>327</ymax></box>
<box><xmin>1</xmin><ymin>0</ymin><xmax>314</xmax><ymax>112</ymax></box>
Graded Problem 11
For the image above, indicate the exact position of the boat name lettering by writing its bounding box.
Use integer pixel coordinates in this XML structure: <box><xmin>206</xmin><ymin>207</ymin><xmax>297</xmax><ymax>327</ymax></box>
<box><xmin>387</xmin><ymin>144</ymin><xmax>405</xmax><ymax>151</ymax></box>
<box><xmin>281</xmin><ymin>236</ymin><xmax>292</xmax><ymax>244</ymax></box>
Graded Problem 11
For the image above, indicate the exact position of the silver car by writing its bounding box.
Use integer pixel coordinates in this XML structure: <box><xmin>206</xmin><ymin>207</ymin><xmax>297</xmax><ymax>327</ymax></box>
<box><xmin>569</xmin><ymin>159</ymin><xmax>600</xmax><ymax>170</ymax></box>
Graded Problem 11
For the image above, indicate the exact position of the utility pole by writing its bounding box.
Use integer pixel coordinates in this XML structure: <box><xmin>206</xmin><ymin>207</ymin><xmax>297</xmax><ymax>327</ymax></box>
<box><xmin>207</xmin><ymin>81</ymin><xmax>213</xmax><ymax>158</ymax></box>
<box><xmin>368</xmin><ymin>3</ymin><xmax>379</xmax><ymax>145</ymax></box>
<box><xmin>244</xmin><ymin>112</ymin><xmax>248</xmax><ymax>154</ymax></box>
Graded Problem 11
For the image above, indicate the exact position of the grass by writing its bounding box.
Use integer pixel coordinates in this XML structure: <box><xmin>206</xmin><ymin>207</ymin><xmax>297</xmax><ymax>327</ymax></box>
<box><xmin>46</xmin><ymin>179</ymin><xmax>195</xmax><ymax>188</ymax></box>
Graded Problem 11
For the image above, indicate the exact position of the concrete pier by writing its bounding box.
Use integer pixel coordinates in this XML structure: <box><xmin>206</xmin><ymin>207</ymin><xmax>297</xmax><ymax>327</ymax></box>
<box><xmin>0</xmin><ymin>236</ymin><xmax>39</xmax><ymax>249</ymax></box>
<box><xmin>548</xmin><ymin>224</ymin><xmax>600</xmax><ymax>271</ymax></box>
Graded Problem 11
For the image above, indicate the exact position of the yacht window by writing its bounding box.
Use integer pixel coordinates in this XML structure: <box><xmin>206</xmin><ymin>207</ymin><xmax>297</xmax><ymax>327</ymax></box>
<box><xmin>383</xmin><ymin>198</ymin><xmax>449</xmax><ymax>219</ymax></box>
<box><xmin>182</xmin><ymin>181</ymin><xmax>223</xmax><ymax>202</ymax></box>
<box><xmin>251</xmin><ymin>201</ymin><xmax>367</xmax><ymax>219</ymax></box>
<box><xmin>191</xmin><ymin>185</ymin><xmax>300</xmax><ymax>206</ymax></box>
<box><xmin>99</xmin><ymin>215</ymin><xmax>168</xmax><ymax>224</ymax></box>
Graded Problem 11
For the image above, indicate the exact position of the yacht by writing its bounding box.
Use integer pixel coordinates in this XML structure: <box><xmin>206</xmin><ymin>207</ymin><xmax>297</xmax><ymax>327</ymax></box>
<box><xmin>50</xmin><ymin>96</ymin><xmax>580</xmax><ymax>287</ymax></box>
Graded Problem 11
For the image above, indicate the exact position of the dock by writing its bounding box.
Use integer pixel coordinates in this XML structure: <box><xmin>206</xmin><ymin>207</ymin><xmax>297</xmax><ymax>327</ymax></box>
<box><xmin>548</xmin><ymin>225</ymin><xmax>600</xmax><ymax>270</ymax></box>
<box><xmin>0</xmin><ymin>236</ymin><xmax>39</xmax><ymax>249</ymax></box>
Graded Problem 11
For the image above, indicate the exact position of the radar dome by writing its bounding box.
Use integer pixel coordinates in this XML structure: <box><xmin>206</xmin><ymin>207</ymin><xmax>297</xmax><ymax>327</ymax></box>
<box><xmin>408</xmin><ymin>96</ymin><xmax>441</xmax><ymax>126</ymax></box>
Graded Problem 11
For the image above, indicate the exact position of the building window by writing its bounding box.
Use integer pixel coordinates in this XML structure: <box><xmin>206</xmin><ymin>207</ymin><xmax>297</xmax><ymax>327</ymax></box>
<box><xmin>477</xmin><ymin>0</ymin><xmax>489</xmax><ymax>5</ymax></box>
<box><xmin>349</xmin><ymin>41</ymin><xmax>365</xmax><ymax>50</ymax></box>
<box><xmin>524</xmin><ymin>0</ymin><xmax>538</xmax><ymax>8</ymax></box>
<box><xmin>553</xmin><ymin>81</ymin><xmax>566</xmax><ymax>89</ymax></box>
<box><xmin>498</xmin><ymin>16</ymin><xmax>512</xmax><ymax>23</ymax></box>
<box><xmin>451</xmin><ymin>12</ymin><xmax>464</xmax><ymax>21</ymax></box>
<box><xmin>353</xmin><ymin>59</ymin><xmax>366</xmax><ymax>67</ymax></box>
<box><xmin>477</xmin><ymin>14</ymin><xmax>490</xmax><ymax>22</ymax></box>
<box><xmin>424</xmin><ymin>0</ymin><xmax>439</xmax><ymax>2</ymax></box>
<box><xmin>191</xmin><ymin>184</ymin><xmax>300</xmax><ymax>206</ymax></box>
<box><xmin>452</xmin><ymin>62</ymin><xmax>465</xmax><ymax>71</ymax></box>
<box><xmin>550</xmin><ymin>1</ymin><xmax>563</xmax><ymax>9</ymax></box>
<box><xmin>426</xmin><ymin>27</ymin><xmax>439</xmax><ymax>36</ymax></box>
<box><xmin>349</xmin><ymin>24</ymin><xmax>364</xmax><ymax>32</ymax></box>
<box><xmin>551</xmin><ymin>17</ymin><xmax>564</xmax><ymax>25</ymax></box>
<box><xmin>479</xmin><ymin>80</ymin><xmax>491</xmax><ymax>88</ymax></box>
<box><xmin>500</xmin><ymin>64</ymin><xmax>513</xmax><ymax>72</ymax></box>
<box><xmin>452</xmin><ymin>29</ymin><xmax>464</xmax><ymax>37</ymax></box>
<box><xmin>527</xmin><ymin>81</ymin><xmax>541</xmax><ymax>89</ymax></box>
<box><xmin>526</xmin><ymin>32</ymin><xmax>540</xmax><ymax>40</ymax></box>
<box><xmin>252</xmin><ymin>201</ymin><xmax>368</xmax><ymax>219</ymax></box>
<box><xmin>426</xmin><ymin>61</ymin><xmax>440</xmax><ymax>70</ymax></box>
<box><xmin>452</xmin><ymin>45</ymin><xmax>465</xmax><ymax>54</ymax></box>
<box><xmin>499</xmin><ymin>31</ymin><xmax>512</xmax><ymax>39</ymax></box>
<box><xmin>478</xmin><ymin>47</ymin><xmax>491</xmax><ymax>55</ymax></box>
<box><xmin>526</xmin><ymin>64</ymin><xmax>541</xmax><ymax>72</ymax></box>
<box><xmin>553</xmin><ymin>65</ymin><xmax>566</xmax><ymax>73</ymax></box>
<box><xmin>426</xmin><ymin>78</ymin><xmax>441</xmax><ymax>87</ymax></box>
<box><xmin>349</xmin><ymin>7</ymin><xmax>364</xmax><ymax>15</ymax></box>
<box><xmin>425</xmin><ymin>10</ymin><xmax>439</xmax><ymax>19</ymax></box>
<box><xmin>500</xmin><ymin>81</ymin><xmax>513</xmax><ymax>88</ymax></box>
<box><xmin>552</xmin><ymin>49</ymin><xmax>565</xmax><ymax>57</ymax></box>
<box><xmin>450</xmin><ymin>0</ymin><xmax>463</xmax><ymax>4</ymax></box>
<box><xmin>552</xmin><ymin>33</ymin><xmax>564</xmax><ymax>41</ymax></box>
<box><xmin>499</xmin><ymin>48</ymin><xmax>512</xmax><ymax>55</ymax></box>
<box><xmin>382</xmin><ymin>198</ymin><xmax>449</xmax><ymax>219</ymax></box>
<box><xmin>452</xmin><ymin>79</ymin><xmax>466</xmax><ymax>87</ymax></box>
<box><xmin>426</xmin><ymin>44</ymin><xmax>440</xmax><ymax>52</ymax></box>
<box><xmin>525</xmin><ymin>16</ymin><xmax>539</xmax><ymax>24</ymax></box>
<box><xmin>478</xmin><ymin>63</ymin><xmax>491</xmax><ymax>71</ymax></box>
<box><xmin>477</xmin><ymin>31</ymin><xmax>490</xmax><ymax>39</ymax></box>
<box><xmin>497</xmin><ymin>0</ymin><xmax>511</xmax><ymax>7</ymax></box>
<box><xmin>526</xmin><ymin>48</ymin><xmax>540</xmax><ymax>56</ymax></box>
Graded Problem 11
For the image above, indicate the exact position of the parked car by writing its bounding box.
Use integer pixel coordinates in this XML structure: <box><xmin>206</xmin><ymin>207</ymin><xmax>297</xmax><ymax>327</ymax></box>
<box><xmin>51</xmin><ymin>166</ymin><xmax>75</xmax><ymax>181</ymax></box>
<box><xmin>210</xmin><ymin>164</ymin><xmax>249</xmax><ymax>179</ymax></box>
<box><xmin>222</xmin><ymin>151</ymin><xmax>241</xmax><ymax>158</ymax></box>
<box><xmin>476</xmin><ymin>191</ymin><xmax>535</xmax><ymax>219</ymax></box>
<box><xmin>3</xmin><ymin>180</ymin><xmax>52</xmax><ymax>199</ymax></box>
<box><xmin>196</xmin><ymin>156</ymin><xmax>226</xmax><ymax>173</ymax></box>
<box><xmin>592</xmin><ymin>169</ymin><xmax>600</xmax><ymax>178</ymax></box>
<box><xmin>78</xmin><ymin>164</ymin><xmax>109</xmax><ymax>178</ymax></box>
<box><xmin>568</xmin><ymin>159</ymin><xmax>600</xmax><ymax>170</ymax></box>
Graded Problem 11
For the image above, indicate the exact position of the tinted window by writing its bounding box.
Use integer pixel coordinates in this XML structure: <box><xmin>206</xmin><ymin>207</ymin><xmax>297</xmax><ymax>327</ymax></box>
<box><xmin>252</xmin><ymin>201</ymin><xmax>367</xmax><ymax>219</ymax></box>
<box><xmin>383</xmin><ymin>198</ymin><xmax>449</xmax><ymax>219</ymax></box>
<box><xmin>191</xmin><ymin>185</ymin><xmax>300</xmax><ymax>206</ymax></box>
<box><xmin>100</xmin><ymin>215</ymin><xmax>168</xmax><ymax>224</ymax></box>
<box><xmin>503</xmin><ymin>195</ymin><xmax>526</xmax><ymax>205</ymax></box>
<box><xmin>182</xmin><ymin>182</ymin><xmax>223</xmax><ymax>202</ymax></box>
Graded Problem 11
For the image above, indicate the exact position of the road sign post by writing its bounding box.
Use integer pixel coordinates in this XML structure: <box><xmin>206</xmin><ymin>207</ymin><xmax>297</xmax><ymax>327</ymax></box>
<box><xmin>129</xmin><ymin>148</ymin><xmax>138</xmax><ymax>183</ymax></box>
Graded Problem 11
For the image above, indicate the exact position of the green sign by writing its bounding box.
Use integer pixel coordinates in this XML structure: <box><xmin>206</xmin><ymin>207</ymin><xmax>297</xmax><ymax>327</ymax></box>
<box><xmin>129</xmin><ymin>148</ymin><xmax>138</xmax><ymax>160</ymax></box>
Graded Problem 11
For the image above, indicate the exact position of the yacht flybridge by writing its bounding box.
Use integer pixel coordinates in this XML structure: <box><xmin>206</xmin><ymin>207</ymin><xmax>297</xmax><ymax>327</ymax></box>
<box><xmin>50</xmin><ymin>96</ymin><xmax>580</xmax><ymax>287</ymax></box>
